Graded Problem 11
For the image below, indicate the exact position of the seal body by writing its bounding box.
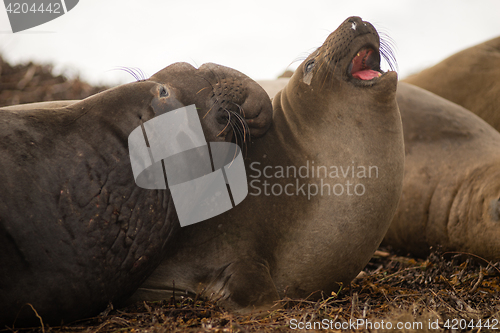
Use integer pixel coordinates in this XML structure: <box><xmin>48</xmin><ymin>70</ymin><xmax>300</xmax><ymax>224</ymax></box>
<box><xmin>404</xmin><ymin>37</ymin><xmax>500</xmax><ymax>131</ymax></box>
<box><xmin>258</xmin><ymin>42</ymin><xmax>500</xmax><ymax>261</ymax></box>
<box><xmin>0</xmin><ymin>62</ymin><xmax>272</xmax><ymax>326</ymax></box>
<box><xmin>382</xmin><ymin>83</ymin><xmax>500</xmax><ymax>260</ymax></box>
<box><xmin>132</xmin><ymin>17</ymin><xmax>404</xmax><ymax>312</ymax></box>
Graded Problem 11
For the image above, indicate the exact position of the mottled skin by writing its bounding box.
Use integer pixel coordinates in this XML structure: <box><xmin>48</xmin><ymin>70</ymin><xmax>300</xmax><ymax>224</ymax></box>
<box><xmin>132</xmin><ymin>17</ymin><xmax>404</xmax><ymax>312</ymax></box>
<box><xmin>0</xmin><ymin>62</ymin><xmax>272</xmax><ymax>326</ymax></box>
<box><xmin>382</xmin><ymin>83</ymin><xmax>500</xmax><ymax>260</ymax></box>
<box><xmin>404</xmin><ymin>37</ymin><xmax>500</xmax><ymax>131</ymax></box>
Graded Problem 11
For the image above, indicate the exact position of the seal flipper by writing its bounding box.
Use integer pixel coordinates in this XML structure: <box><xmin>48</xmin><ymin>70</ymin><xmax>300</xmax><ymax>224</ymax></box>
<box><xmin>205</xmin><ymin>259</ymin><xmax>280</xmax><ymax>314</ymax></box>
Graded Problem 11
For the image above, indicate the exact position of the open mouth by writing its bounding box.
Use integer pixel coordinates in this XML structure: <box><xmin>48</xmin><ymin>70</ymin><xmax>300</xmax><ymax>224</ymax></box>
<box><xmin>348</xmin><ymin>47</ymin><xmax>382</xmax><ymax>81</ymax></box>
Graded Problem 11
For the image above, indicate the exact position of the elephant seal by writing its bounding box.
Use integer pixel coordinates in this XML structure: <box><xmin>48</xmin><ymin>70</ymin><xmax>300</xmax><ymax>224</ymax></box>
<box><xmin>259</xmin><ymin>80</ymin><xmax>500</xmax><ymax>261</ymax></box>
<box><xmin>404</xmin><ymin>37</ymin><xmax>500</xmax><ymax>131</ymax></box>
<box><xmin>132</xmin><ymin>17</ymin><xmax>404</xmax><ymax>313</ymax></box>
<box><xmin>382</xmin><ymin>82</ymin><xmax>500</xmax><ymax>260</ymax></box>
<box><xmin>0</xmin><ymin>62</ymin><xmax>272</xmax><ymax>327</ymax></box>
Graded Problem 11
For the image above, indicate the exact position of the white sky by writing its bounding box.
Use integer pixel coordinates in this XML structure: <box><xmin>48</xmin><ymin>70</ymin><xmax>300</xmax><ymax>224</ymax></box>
<box><xmin>0</xmin><ymin>0</ymin><xmax>499</xmax><ymax>86</ymax></box>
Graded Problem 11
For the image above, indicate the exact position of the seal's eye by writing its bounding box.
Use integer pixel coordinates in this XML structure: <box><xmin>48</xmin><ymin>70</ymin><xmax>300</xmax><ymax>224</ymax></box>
<box><xmin>160</xmin><ymin>86</ymin><xmax>168</xmax><ymax>97</ymax></box>
<box><xmin>305</xmin><ymin>60</ymin><xmax>315</xmax><ymax>73</ymax></box>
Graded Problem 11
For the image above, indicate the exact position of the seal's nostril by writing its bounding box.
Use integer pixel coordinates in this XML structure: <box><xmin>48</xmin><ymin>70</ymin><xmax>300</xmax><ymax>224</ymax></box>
<box><xmin>160</xmin><ymin>86</ymin><xmax>168</xmax><ymax>97</ymax></box>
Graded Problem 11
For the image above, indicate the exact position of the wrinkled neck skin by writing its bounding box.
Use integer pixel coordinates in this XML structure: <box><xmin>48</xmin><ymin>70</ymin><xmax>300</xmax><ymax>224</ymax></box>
<box><xmin>271</xmin><ymin>66</ymin><xmax>399</xmax><ymax>159</ymax></box>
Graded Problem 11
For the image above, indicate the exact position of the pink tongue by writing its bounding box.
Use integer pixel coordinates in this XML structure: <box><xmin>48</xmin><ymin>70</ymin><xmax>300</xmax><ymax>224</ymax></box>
<box><xmin>352</xmin><ymin>69</ymin><xmax>381</xmax><ymax>80</ymax></box>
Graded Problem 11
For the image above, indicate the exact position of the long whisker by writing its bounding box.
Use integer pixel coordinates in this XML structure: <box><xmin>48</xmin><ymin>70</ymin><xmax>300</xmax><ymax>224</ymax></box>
<box><xmin>194</xmin><ymin>73</ymin><xmax>216</xmax><ymax>91</ymax></box>
<box><xmin>230</xmin><ymin>110</ymin><xmax>249</xmax><ymax>144</ymax></box>
<box><xmin>203</xmin><ymin>105</ymin><xmax>215</xmax><ymax>119</ymax></box>
<box><xmin>196</xmin><ymin>86</ymin><xmax>212</xmax><ymax>95</ymax></box>
<box><xmin>217</xmin><ymin>111</ymin><xmax>231</xmax><ymax>137</ymax></box>
<box><xmin>228</xmin><ymin>109</ymin><xmax>250</xmax><ymax>157</ymax></box>
<box><xmin>108</xmin><ymin>66</ymin><xmax>147</xmax><ymax>81</ymax></box>
<box><xmin>230</xmin><ymin>102</ymin><xmax>246</xmax><ymax>120</ymax></box>
<box><xmin>194</xmin><ymin>72</ymin><xmax>221</xmax><ymax>119</ymax></box>
<box><xmin>226</xmin><ymin>122</ymin><xmax>239</xmax><ymax>166</ymax></box>
<box><xmin>205</xmin><ymin>65</ymin><xmax>224</xmax><ymax>90</ymax></box>
<box><xmin>225</xmin><ymin>112</ymin><xmax>241</xmax><ymax>163</ymax></box>
<box><xmin>194</xmin><ymin>73</ymin><xmax>219</xmax><ymax>119</ymax></box>
<box><xmin>220</xmin><ymin>110</ymin><xmax>241</xmax><ymax>163</ymax></box>
<box><xmin>379</xmin><ymin>32</ymin><xmax>398</xmax><ymax>72</ymax></box>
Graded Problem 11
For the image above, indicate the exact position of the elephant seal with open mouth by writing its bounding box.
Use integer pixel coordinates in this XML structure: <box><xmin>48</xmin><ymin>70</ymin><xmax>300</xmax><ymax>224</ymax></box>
<box><xmin>132</xmin><ymin>17</ymin><xmax>404</xmax><ymax>313</ymax></box>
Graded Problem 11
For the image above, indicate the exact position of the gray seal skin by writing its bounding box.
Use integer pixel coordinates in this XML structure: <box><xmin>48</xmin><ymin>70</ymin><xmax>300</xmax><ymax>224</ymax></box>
<box><xmin>382</xmin><ymin>82</ymin><xmax>500</xmax><ymax>260</ymax></box>
<box><xmin>0</xmin><ymin>62</ymin><xmax>272</xmax><ymax>327</ymax></box>
<box><xmin>404</xmin><ymin>37</ymin><xmax>500</xmax><ymax>131</ymax></box>
<box><xmin>132</xmin><ymin>17</ymin><xmax>405</xmax><ymax>313</ymax></box>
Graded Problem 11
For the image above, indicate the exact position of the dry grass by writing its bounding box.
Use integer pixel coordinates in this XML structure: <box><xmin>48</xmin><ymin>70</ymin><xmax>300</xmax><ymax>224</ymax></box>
<box><xmin>2</xmin><ymin>248</ymin><xmax>499</xmax><ymax>333</ymax></box>
<box><xmin>1</xmin><ymin>55</ymin><xmax>499</xmax><ymax>333</ymax></box>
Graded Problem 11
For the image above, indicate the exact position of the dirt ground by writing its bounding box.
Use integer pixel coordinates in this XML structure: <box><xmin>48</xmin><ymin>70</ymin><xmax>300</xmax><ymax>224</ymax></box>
<box><xmin>1</xmin><ymin>56</ymin><xmax>499</xmax><ymax>333</ymax></box>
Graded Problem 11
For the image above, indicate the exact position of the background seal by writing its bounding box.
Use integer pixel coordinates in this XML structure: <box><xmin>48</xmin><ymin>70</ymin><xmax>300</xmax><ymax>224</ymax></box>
<box><xmin>382</xmin><ymin>82</ymin><xmax>500</xmax><ymax>261</ymax></box>
<box><xmin>404</xmin><ymin>37</ymin><xmax>500</xmax><ymax>131</ymax></box>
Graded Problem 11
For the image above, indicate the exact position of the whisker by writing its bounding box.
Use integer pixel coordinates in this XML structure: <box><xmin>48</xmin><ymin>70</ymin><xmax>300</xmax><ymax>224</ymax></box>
<box><xmin>229</xmin><ymin>124</ymin><xmax>240</xmax><ymax>164</ymax></box>
<box><xmin>197</xmin><ymin>86</ymin><xmax>212</xmax><ymax>95</ymax></box>
<box><xmin>203</xmin><ymin>105</ymin><xmax>215</xmax><ymax>119</ymax></box>
<box><xmin>194</xmin><ymin>73</ymin><xmax>216</xmax><ymax>91</ymax></box>
<box><xmin>205</xmin><ymin>65</ymin><xmax>224</xmax><ymax>90</ymax></box>
<box><xmin>379</xmin><ymin>33</ymin><xmax>398</xmax><ymax>72</ymax></box>
<box><xmin>229</xmin><ymin>110</ymin><xmax>250</xmax><ymax>157</ymax></box>
<box><xmin>230</xmin><ymin>110</ymin><xmax>250</xmax><ymax>143</ymax></box>
<box><xmin>108</xmin><ymin>66</ymin><xmax>147</xmax><ymax>81</ymax></box>
<box><xmin>231</xmin><ymin>102</ymin><xmax>246</xmax><ymax>119</ymax></box>
<box><xmin>217</xmin><ymin>111</ymin><xmax>231</xmax><ymax>137</ymax></box>
<box><xmin>222</xmin><ymin>110</ymin><xmax>241</xmax><ymax>162</ymax></box>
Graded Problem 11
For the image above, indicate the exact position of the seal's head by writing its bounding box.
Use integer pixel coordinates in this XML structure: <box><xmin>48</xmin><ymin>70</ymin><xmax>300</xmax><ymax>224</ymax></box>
<box><xmin>149</xmin><ymin>63</ymin><xmax>273</xmax><ymax>147</ymax></box>
<box><xmin>303</xmin><ymin>16</ymin><xmax>395</xmax><ymax>83</ymax></box>
<box><xmin>280</xmin><ymin>16</ymin><xmax>397</xmax><ymax>120</ymax></box>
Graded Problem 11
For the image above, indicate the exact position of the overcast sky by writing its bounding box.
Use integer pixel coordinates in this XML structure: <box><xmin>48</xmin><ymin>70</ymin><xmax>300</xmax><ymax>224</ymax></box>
<box><xmin>0</xmin><ymin>0</ymin><xmax>499</xmax><ymax>86</ymax></box>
